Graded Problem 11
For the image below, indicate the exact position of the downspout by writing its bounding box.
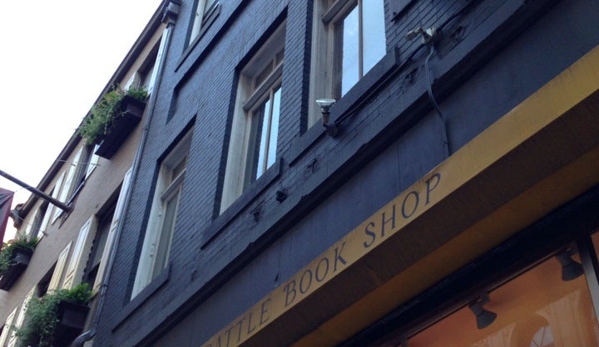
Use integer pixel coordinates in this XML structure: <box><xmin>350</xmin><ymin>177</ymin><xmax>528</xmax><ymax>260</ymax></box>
<box><xmin>73</xmin><ymin>2</ymin><xmax>180</xmax><ymax>345</ymax></box>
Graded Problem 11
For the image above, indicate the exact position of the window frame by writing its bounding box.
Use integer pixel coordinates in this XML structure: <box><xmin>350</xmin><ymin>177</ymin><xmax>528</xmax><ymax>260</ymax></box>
<box><xmin>189</xmin><ymin>0</ymin><xmax>219</xmax><ymax>44</ymax></box>
<box><xmin>308</xmin><ymin>0</ymin><xmax>386</xmax><ymax>127</ymax></box>
<box><xmin>132</xmin><ymin>132</ymin><xmax>192</xmax><ymax>298</ymax></box>
<box><xmin>0</xmin><ymin>308</ymin><xmax>16</xmax><ymax>347</ymax></box>
<box><xmin>52</xmin><ymin>145</ymin><xmax>95</xmax><ymax>221</ymax></box>
<box><xmin>220</xmin><ymin>21</ymin><xmax>286</xmax><ymax>213</ymax></box>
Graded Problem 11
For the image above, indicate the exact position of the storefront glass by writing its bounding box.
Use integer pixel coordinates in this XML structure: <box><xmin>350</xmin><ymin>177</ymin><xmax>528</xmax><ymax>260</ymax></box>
<box><xmin>408</xmin><ymin>247</ymin><xmax>599</xmax><ymax>347</ymax></box>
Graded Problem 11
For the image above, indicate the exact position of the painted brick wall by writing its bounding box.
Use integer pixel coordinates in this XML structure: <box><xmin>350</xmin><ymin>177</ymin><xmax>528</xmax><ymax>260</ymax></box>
<box><xmin>94</xmin><ymin>0</ymin><xmax>599</xmax><ymax>345</ymax></box>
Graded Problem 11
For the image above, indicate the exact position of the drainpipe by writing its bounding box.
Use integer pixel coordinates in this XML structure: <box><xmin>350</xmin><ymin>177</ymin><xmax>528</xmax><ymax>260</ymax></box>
<box><xmin>73</xmin><ymin>1</ymin><xmax>180</xmax><ymax>345</ymax></box>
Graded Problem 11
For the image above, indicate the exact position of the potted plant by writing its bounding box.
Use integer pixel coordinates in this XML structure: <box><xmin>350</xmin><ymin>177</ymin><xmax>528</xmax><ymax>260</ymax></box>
<box><xmin>79</xmin><ymin>85</ymin><xmax>148</xmax><ymax>159</ymax></box>
<box><xmin>0</xmin><ymin>236</ymin><xmax>38</xmax><ymax>290</ymax></box>
<box><xmin>16</xmin><ymin>283</ymin><xmax>92</xmax><ymax>347</ymax></box>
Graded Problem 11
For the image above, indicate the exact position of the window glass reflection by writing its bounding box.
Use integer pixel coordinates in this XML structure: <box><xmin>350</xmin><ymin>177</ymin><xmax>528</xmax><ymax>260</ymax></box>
<box><xmin>340</xmin><ymin>7</ymin><xmax>359</xmax><ymax>96</ymax></box>
<box><xmin>268</xmin><ymin>87</ymin><xmax>281</xmax><ymax>169</ymax></box>
<box><xmin>407</xmin><ymin>249</ymin><xmax>598</xmax><ymax>347</ymax></box>
<box><xmin>362</xmin><ymin>0</ymin><xmax>386</xmax><ymax>74</ymax></box>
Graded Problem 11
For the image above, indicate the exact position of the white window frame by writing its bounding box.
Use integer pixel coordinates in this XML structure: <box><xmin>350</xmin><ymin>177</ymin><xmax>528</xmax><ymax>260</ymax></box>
<box><xmin>93</xmin><ymin>168</ymin><xmax>132</xmax><ymax>294</ymax></box>
<box><xmin>145</xmin><ymin>33</ymin><xmax>167</xmax><ymax>95</ymax></box>
<box><xmin>48</xmin><ymin>242</ymin><xmax>72</xmax><ymax>291</ymax></box>
<box><xmin>53</xmin><ymin>148</ymin><xmax>83</xmax><ymax>220</ymax></box>
<box><xmin>308</xmin><ymin>0</ymin><xmax>386</xmax><ymax>126</ymax></box>
<box><xmin>123</xmin><ymin>32</ymin><xmax>165</xmax><ymax>96</ymax></box>
<box><xmin>123</xmin><ymin>72</ymin><xmax>142</xmax><ymax>91</ymax></box>
<box><xmin>26</xmin><ymin>200</ymin><xmax>50</xmax><ymax>240</ymax></box>
<box><xmin>189</xmin><ymin>0</ymin><xmax>218</xmax><ymax>43</ymax></box>
<box><xmin>220</xmin><ymin>21</ymin><xmax>286</xmax><ymax>212</ymax></box>
<box><xmin>34</xmin><ymin>201</ymin><xmax>52</xmax><ymax>240</ymax></box>
<box><xmin>0</xmin><ymin>308</ymin><xmax>16</xmax><ymax>347</ymax></box>
<box><xmin>132</xmin><ymin>133</ymin><xmax>191</xmax><ymax>297</ymax></box>
<box><xmin>8</xmin><ymin>287</ymin><xmax>35</xmax><ymax>347</ymax></box>
<box><xmin>49</xmin><ymin>172</ymin><xmax>65</xmax><ymax>224</ymax></box>
<box><xmin>86</xmin><ymin>145</ymin><xmax>100</xmax><ymax>178</ymax></box>
<box><xmin>63</xmin><ymin>217</ymin><xmax>96</xmax><ymax>289</ymax></box>
<box><xmin>52</xmin><ymin>145</ymin><xmax>94</xmax><ymax>221</ymax></box>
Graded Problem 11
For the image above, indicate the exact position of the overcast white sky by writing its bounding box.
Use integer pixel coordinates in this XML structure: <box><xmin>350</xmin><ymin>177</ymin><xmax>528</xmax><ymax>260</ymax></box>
<box><xmin>0</xmin><ymin>0</ymin><xmax>163</xmax><ymax>241</ymax></box>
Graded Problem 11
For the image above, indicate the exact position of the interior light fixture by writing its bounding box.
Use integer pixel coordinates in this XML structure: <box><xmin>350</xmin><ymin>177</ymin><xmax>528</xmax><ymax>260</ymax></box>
<box><xmin>556</xmin><ymin>249</ymin><xmax>584</xmax><ymax>281</ymax></box>
<box><xmin>316</xmin><ymin>98</ymin><xmax>338</xmax><ymax>137</ymax></box>
<box><xmin>468</xmin><ymin>293</ymin><xmax>497</xmax><ymax>330</ymax></box>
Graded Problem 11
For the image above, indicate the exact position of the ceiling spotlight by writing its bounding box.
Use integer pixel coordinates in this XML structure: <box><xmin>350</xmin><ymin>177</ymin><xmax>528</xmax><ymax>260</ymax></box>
<box><xmin>468</xmin><ymin>294</ymin><xmax>497</xmax><ymax>330</ymax></box>
<box><xmin>316</xmin><ymin>98</ymin><xmax>338</xmax><ymax>137</ymax></box>
<box><xmin>556</xmin><ymin>249</ymin><xmax>584</xmax><ymax>281</ymax></box>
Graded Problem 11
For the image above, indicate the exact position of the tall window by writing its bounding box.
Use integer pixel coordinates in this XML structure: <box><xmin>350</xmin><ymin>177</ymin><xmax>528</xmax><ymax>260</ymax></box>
<box><xmin>52</xmin><ymin>145</ymin><xmax>94</xmax><ymax>221</ymax></box>
<box><xmin>124</xmin><ymin>37</ymin><xmax>164</xmax><ymax>95</ymax></box>
<box><xmin>220</xmin><ymin>22</ymin><xmax>286</xmax><ymax>212</ymax></box>
<box><xmin>27</xmin><ymin>201</ymin><xmax>49</xmax><ymax>240</ymax></box>
<box><xmin>308</xmin><ymin>0</ymin><xmax>386</xmax><ymax>126</ymax></box>
<box><xmin>189</xmin><ymin>0</ymin><xmax>218</xmax><ymax>43</ymax></box>
<box><xmin>132</xmin><ymin>132</ymin><xmax>192</xmax><ymax>297</ymax></box>
<box><xmin>83</xmin><ymin>206</ymin><xmax>113</xmax><ymax>289</ymax></box>
<box><xmin>245</xmin><ymin>53</ymin><xmax>283</xmax><ymax>182</ymax></box>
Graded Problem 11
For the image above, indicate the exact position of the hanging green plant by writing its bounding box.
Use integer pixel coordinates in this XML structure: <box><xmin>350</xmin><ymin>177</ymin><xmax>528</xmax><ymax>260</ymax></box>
<box><xmin>79</xmin><ymin>85</ymin><xmax>148</xmax><ymax>146</ymax></box>
<box><xmin>15</xmin><ymin>283</ymin><xmax>92</xmax><ymax>347</ymax></box>
<box><xmin>0</xmin><ymin>236</ymin><xmax>38</xmax><ymax>275</ymax></box>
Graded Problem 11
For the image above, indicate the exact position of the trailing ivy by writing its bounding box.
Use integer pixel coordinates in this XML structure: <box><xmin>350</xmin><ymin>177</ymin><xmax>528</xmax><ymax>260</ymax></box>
<box><xmin>0</xmin><ymin>236</ymin><xmax>38</xmax><ymax>275</ymax></box>
<box><xmin>16</xmin><ymin>283</ymin><xmax>92</xmax><ymax>347</ymax></box>
<box><xmin>79</xmin><ymin>85</ymin><xmax>148</xmax><ymax>145</ymax></box>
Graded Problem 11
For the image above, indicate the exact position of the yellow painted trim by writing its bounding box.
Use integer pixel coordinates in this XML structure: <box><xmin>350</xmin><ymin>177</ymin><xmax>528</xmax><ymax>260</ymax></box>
<box><xmin>202</xmin><ymin>45</ymin><xmax>599</xmax><ymax>347</ymax></box>
<box><xmin>295</xmin><ymin>145</ymin><xmax>599</xmax><ymax>346</ymax></box>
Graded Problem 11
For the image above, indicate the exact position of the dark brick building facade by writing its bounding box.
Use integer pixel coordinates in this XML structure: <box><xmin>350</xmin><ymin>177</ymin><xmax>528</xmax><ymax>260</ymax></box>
<box><xmin>94</xmin><ymin>0</ymin><xmax>599</xmax><ymax>346</ymax></box>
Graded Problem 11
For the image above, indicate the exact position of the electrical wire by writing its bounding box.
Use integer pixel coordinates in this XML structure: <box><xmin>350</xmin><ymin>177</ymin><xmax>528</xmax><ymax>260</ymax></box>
<box><xmin>333</xmin><ymin>0</ymin><xmax>476</xmax><ymax>130</ymax></box>
<box><xmin>424</xmin><ymin>45</ymin><xmax>451</xmax><ymax>158</ymax></box>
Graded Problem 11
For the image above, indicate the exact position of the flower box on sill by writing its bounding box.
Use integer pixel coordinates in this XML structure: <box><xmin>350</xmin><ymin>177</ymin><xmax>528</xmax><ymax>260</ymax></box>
<box><xmin>52</xmin><ymin>300</ymin><xmax>90</xmax><ymax>346</ymax></box>
<box><xmin>94</xmin><ymin>95</ymin><xmax>145</xmax><ymax>159</ymax></box>
<box><xmin>0</xmin><ymin>247</ymin><xmax>33</xmax><ymax>290</ymax></box>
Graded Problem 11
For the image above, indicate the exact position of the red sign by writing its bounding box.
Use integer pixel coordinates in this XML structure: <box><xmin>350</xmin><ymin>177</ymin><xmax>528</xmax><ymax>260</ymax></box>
<box><xmin>0</xmin><ymin>188</ymin><xmax>14</xmax><ymax>244</ymax></box>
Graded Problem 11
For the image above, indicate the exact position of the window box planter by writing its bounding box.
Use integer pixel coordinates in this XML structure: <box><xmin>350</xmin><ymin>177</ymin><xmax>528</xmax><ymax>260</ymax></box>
<box><xmin>16</xmin><ymin>283</ymin><xmax>92</xmax><ymax>347</ymax></box>
<box><xmin>0</xmin><ymin>246</ymin><xmax>33</xmax><ymax>290</ymax></box>
<box><xmin>94</xmin><ymin>95</ymin><xmax>145</xmax><ymax>159</ymax></box>
<box><xmin>79</xmin><ymin>86</ymin><xmax>148</xmax><ymax>159</ymax></box>
<box><xmin>52</xmin><ymin>300</ymin><xmax>91</xmax><ymax>346</ymax></box>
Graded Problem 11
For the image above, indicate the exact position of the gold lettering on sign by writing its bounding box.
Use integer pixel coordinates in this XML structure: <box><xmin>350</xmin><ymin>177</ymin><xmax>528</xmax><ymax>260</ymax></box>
<box><xmin>201</xmin><ymin>172</ymin><xmax>442</xmax><ymax>347</ymax></box>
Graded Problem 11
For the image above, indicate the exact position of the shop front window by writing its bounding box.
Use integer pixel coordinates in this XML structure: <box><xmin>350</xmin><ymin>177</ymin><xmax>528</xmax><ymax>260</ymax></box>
<box><xmin>406</xmin><ymin>246</ymin><xmax>598</xmax><ymax>347</ymax></box>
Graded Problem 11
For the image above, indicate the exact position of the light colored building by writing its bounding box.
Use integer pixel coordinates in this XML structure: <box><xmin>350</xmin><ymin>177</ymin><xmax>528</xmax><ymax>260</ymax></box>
<box><xmin>0</xmin><ymin>2</ymin><xmax>173</xmax><ymax>346</ymax></box>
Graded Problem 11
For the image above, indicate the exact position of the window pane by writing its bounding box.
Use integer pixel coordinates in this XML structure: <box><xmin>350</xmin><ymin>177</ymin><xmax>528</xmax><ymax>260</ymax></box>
<box><xmin>340</xmin><ymin>6</ymin><xmax>359</xmax><ymax>96</ymax></box>
<box><xmin>153</xmin><ymin>190</ymin><xmax>180</xmax><ymax>277</ymax></box>
<box><xmin>257</xmin><ymin>98</ymin><xmax>271</xmax><ymax>178</ymax></box>
<box><xmin>362</xmin><ymin>0</ymin><xmax>386</xmax><ymax>74</ymax></box>
<box><xmin>268</xmin><ymin>87</ymin><xmax>281</xmax><ymax>169</ymax></box>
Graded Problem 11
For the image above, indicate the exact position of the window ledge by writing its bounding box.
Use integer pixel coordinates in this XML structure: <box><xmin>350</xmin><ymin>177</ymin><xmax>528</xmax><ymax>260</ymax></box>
<box><xmin>201</xmin><ymin>159</ymin><xmax>282</xmax><ymax>246</ymax></box>
<box><xmin>287</xmin><ymin>122</ymin><xmax>326</xmax><ymax>166</ymax></box>
<box><xmin>287</xmin><ymin>49</ymin><xmax>400</xmax><ymax>165</ymax></box>
<box><xmin>112</xmin><ymin>263</ymin><xmax>171</xmax><ymax>331</ymax></box>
